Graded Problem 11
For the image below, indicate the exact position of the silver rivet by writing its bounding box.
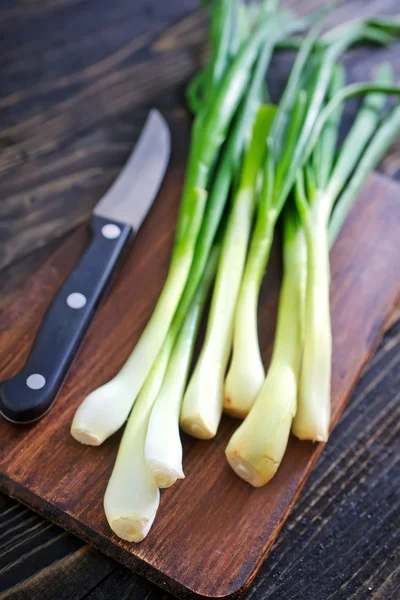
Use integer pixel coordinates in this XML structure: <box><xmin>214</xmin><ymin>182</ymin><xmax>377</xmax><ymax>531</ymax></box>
<box><xmin>26</xmin><ymin>374</ymin><xmax>46</xmax><ymax>390</ymax></box>
<box><xmin>66</xmin><ymin>292</ymin><xmax>87</xmax><ymax>309</ymax></box>
<box><xmin>101</xmin><ymin>223</ymin><xmax>121</xmax><ymax>239</ymax></box>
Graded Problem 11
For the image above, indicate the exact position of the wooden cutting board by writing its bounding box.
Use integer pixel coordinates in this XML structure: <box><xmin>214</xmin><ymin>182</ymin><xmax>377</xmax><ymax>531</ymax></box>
<box><xmin>0</xmin><ymin>115</ymin><xmax>399</xmax><ymax>599</ymax></box>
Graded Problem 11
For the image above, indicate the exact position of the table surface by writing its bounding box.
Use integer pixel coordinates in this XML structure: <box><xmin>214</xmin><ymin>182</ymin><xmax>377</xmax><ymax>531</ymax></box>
<box><xmin>0</xmin><ymin>1</ymin><xmax>399</xmax><ymax>599</ymax></box>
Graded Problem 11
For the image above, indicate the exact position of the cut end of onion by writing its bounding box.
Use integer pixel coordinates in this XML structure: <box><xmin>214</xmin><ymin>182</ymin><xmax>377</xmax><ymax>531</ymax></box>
<box><xmin>70</xmin><ymin>377</ymin><xmax>134</xmax><ymax>445</ymax></box>
<box><xmin>225</xmin><ymin>450</ymin><xmax>277</xmax><ymax>487</ymax></box>
<box><xmin>292</xmin><ymin>388</ymin><xmax>330</xmax><ymax>443</ymax></box>
<box><xmin>292</xmin><ymin>424</ymin><xmax>329</xmax><ymax>443</ymax></box>
<box><xmin>223</xmin><ymin>354</ymin><xmax>265</xmax><ymax>419</ymax></box>
<box><xmin>70</xmin><ymin>428</ymin><xmax>103</xmax><ymax>446</ymax></box>
<box><xmin>223</xmin><ymin>398</ymin><xmax>252</xmax><ymax>420</ymax></box>
<box><xmin>147</xmin><ymin>459</ymin><xmax>185</xmax><ymax>488</ymax></box>
<box><xmin>108</xmin><ymin>513</ymin><xmax>156</xmax><ymax>543</ymax></box>
<box><xmin>180</xmin><ymin>416</ymin><xmax>216</xmax><ymax>440</ymax></box>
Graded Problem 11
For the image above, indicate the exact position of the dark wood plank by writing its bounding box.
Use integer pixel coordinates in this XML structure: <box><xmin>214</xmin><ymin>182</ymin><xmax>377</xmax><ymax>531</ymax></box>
<box><xmin>0</xmin><ymin>1</ymin><xmax>399</xmax><ymax>599</ymax></box>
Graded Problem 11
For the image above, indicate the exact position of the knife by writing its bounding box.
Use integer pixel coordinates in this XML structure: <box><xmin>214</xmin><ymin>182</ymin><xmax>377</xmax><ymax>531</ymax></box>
<box><xmin>0</xmin><ymin>109</ymin><xmax>170</xmax><ymax>424</ymax></box>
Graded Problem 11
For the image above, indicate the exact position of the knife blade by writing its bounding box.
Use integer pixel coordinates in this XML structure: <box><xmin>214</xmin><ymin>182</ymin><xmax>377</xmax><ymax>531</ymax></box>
<box><xmin>0</xmin><ymin>109</ymin><xmax>171</xmax><ymax>424</ymax></box>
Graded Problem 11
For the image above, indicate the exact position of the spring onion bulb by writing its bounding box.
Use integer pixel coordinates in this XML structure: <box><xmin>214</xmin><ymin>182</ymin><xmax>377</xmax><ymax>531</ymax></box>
<box><xmin>180</xmin><ymin>105</ymin><xmax>276</xmax><ymax>439</ymax></box>
<box><xmin>145</xmin><ymin>246</ymin><xmax>220</xmax><ymax>488</ymax></box>
<box><xmin>225</xmin><ymin>207</ymin><xmax>306</xmax><ymax>485</ymax></box>
<box><xmin>103</xmin><ymin>350</ymin><xmax>169</xmax><ymax>542</ymax></box>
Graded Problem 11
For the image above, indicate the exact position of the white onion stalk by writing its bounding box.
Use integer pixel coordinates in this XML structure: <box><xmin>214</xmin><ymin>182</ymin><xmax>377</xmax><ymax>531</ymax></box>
<box><xmin>292</xmin><ymin>186</ymin><xmax>331</xmax><ymax>442</ymax></box>
<box><xmin>223</xmin><ymin>150</ymin><xmax>275</xmax><ymax>418</ymax></box>
<box><xmin>223</xmin><ymin>260</ymin><xmax>267</xmax><ymax>418</ymax></box>
<box><xmin>180</xmin><ymin>106</ymin><xmax>276</xmax><ymax>440</ymax></box>
<box><xmin>145</xmin><ymin>247</ymin><xmax>219</xmax><ymax>488</ymax></box>
<box><xmin>225</xmin><ymin>209</ymin><xmax>306</xmax><ymax>486</ymax></box>
<box><xmin>103</xmin><ymin>349</ymin><xmax>170</xmax><ymax>542</ymax></box>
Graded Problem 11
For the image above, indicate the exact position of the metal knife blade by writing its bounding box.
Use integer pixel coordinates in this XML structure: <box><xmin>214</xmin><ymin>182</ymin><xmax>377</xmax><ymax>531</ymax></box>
<box><xmin>94</xmin><ymin>109</ymin><xmax>170</xmax><ymax>230</ymax></box>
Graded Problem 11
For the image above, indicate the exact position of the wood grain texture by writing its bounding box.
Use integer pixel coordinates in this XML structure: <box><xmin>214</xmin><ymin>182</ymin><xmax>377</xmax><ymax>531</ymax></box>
<box><xmin>1</xmin><ymin>0</ymin><xmax>400</xmax><ymax>275</ymax></box>
<box><xmin>0</xmin><ymin>107</ymin><xmax>399</xmax><ymax>598</ymax></box>
<box><xmin>0</xmin><ymin>0</ymin><xmax>399</xmax><ymax>599</ymax></box>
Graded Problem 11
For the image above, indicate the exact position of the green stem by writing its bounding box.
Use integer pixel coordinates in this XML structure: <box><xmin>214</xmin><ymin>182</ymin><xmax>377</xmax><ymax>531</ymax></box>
<box><xmin>329</xmin><ymin>102</ymin><xmax>400</xmax><ymax>246</ymax></box>
<box><xmin>304</xmin><ymin>81</ymin><xmax>400</xmax><ymax>176</ymax></box>
<box><xmin>277</xmin><ymin>21</ymin><xmax>399</xmax><ymax>208</ymax></box>
<box><xmin>270</xmin><ymin>18</ymin><xmax>324</xmax><ymax>154</ymax></box>
<box><xmin>169</xmin><ymin>31</ymin><xmax>280</xmax><ymax>370</ymax></box>
<box><xmin>312</xmin><ymin>64</ymin><xmax>345</xmax><ymax>189</ymax></box>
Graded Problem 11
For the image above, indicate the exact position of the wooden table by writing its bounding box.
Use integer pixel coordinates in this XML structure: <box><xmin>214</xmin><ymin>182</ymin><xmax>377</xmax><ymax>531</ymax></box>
<box><xmin>0</xmin><ymin>1</ymin><xmax>399</xmax><ymax>598</ymax></box>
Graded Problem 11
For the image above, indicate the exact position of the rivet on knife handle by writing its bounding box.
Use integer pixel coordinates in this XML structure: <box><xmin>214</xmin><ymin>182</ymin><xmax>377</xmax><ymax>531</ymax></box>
<box><xmin>0</xmin><ymin>215</ymin><xmax>132</xmax><ymax>424</ymax></box>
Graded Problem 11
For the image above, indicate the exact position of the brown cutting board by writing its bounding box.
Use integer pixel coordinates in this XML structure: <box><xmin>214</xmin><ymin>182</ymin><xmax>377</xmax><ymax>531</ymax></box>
<box><xmin>0</xmin><ymin>116</ymin><xmax>399</xmax><ymax>599</ymax></box>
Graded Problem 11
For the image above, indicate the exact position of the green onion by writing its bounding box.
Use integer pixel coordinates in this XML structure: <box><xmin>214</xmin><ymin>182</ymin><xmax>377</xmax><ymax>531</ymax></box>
<box><xmin>224</xmin><ymin>90</ymin><xmax>308</xmax><ymax>417</ymax></box>
<box><xmin>71</xmin><ymin>1</ymin><xmax>400</xmax><ymax>527</ymax></box>
<box><xmin>225</xmin><ymin>206</ymin><xmax>306</xmax><ymax>485</ymax></box>
<box><xmin>222</xmin><ymin>21</ymin><xmax>322</xmax><ymax>417</ymax></box>
<box><xmin>292</xmin><ymin>169</ymin><xmax>331</xmax><ymax>442</ymax></box>
<box><xmin>180</xmin><ymin>105</ymin><xmax>276</xmax><ymax>439</ymax></box>
<box><xmin>145</xmin><ymin>245</ymin><xmax>220</xmax><ymax>488</ymax></box>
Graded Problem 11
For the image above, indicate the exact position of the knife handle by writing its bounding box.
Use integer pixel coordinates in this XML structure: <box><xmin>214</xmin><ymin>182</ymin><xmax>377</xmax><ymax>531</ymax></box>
<box><xmin>0</xmin><ymin>215</ymin><xmax>132</xmax><ymax>424</ymax></box>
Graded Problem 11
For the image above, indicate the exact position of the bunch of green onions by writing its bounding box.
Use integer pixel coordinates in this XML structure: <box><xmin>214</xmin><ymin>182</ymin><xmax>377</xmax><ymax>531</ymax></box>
<box><xmin>226</xmin><ymin>59</ymin><xmax>400</xmax><ymax>486</ymax></box>
<box><xmin>71</xmin><ymin>0</ymin><xmax>299</xmax><ymax>446</ymax></box>
<box><xmin>71</xmin><ymin>0</ymin><xmax>304</xmax><ymax>540</ymax></box>
<box><xmin>70</xmin><ymin>0</ymin><xmax>400</xmax><ymax>539</ymax></box>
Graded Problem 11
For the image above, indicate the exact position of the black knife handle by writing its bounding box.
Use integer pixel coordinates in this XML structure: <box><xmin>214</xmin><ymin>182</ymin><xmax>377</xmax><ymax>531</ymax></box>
<box><xmin>0</xmin><ymin>215</ymin><xmax>132</xmax><ymax>424</ymax></box>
